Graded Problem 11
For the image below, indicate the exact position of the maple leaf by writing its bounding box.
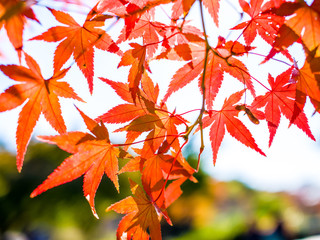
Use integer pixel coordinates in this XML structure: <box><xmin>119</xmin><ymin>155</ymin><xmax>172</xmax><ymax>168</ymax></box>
<box><xmin>171</xmin><ymin>0</ymin><xmax>196</xmax><ymax>20</ymax></box>
<box><xmin>97</xmin><ymin>73</ymin><xmax>154</xmax><ymax>126</ymax></box>
<box><xmin>157</xmin><ymin>21</ymin><xmax>204</xmax><ymax>54</ymax></box>
<box><xmin>98</xmin><ymin>0</ymin><xmax>173</xmax><ymax>17</ymax></box>
<box><xmin>31</xmin><ymin>107</ymin><xmax>122</xmax><ymax>218</ymax></box>
<box><xmin>116</xmin><ymin>10</ymin><xmax>167</xmax><ymax>58</ymax></box>
<box><xmin>97</xmin><ymin>73</ymin><xmax>157</xmax><ymax>124</ymax></box>
<box><xmin>171</xmin><ymin>0</ymin><xmax>220</xmax><ymax>26</ymax></box>
<box><xmin>251</xmin><ymin>67</ymin><xmax>315</xmax><ymax>147</ymax></box>
<box><xmin>117</xmin><ymin>43</ymin><xmax>149</xmax><ymax>101</ymax></box>
<box><xmin>203</xmin><ymin>0</ymin><xmax>220</xmax><ymax>27</ymax></box>
<box><xmin>30</xmin><ymin>5</ymin><xmax>120</xmax><ymax>93</ymax></box>
<box><xmin>107</xmin><ymin>179</ymin><xmax>172</xmax><ymax>240</ymax></box>
<box><xmin>262</xmin><ymin>24</ymin><xmax>297</xmax><ymax>63</ymax></box>
<box><xmin>98</xmin><ymin>73</ymin><xmax>188</xmax><ymax>166</ymax></box>
<box><xmin>282</xmin><ymin>0</ymin><xmax>320</xmax><ymax>57</ymax></box>
<box><xmin>0</xmin><ymin>53</ymin><xmax>82</xmax><ymax>172</ymax></box>
<box><xmin>293</xmin><ymin>52</ymin><xmax>320</xmax><ymax>116</ymax></box>
<box><xmin>140</xmin><ymin>153</ymin><xmax>196</xmax><ymax>206</ymax></box>
<box><xmin>162</xmin><ymin>39</ymin><xmax>255</xmax><ymax>109</ymax></box>
<box><xmin>164</xmin><ymin>177</ymin><xmax>188</xmax><ymax>208</ymax></box>
<box><xmin>0</xmin><ymin>0</ymin><xmax>39</xmax><ymax>59</ymax></box>
<box><xmin>98</xmin><ymin>0</ymin><xmax>173</xmax><ymax>55</ymax></box>
<box><xmin>265</xmin><ymin>1</ymin><xmax>320</xmax><ymax>61</ymax></box>
<box><xmin>232</xmin><ymin>0</ymin><xmax>284</xmax><ymax>46</ymax></box>
<box><xmin>202</xmin><ymin>90</ymin><xmax>265</xmax><ymax>164</ymax></box>
<box><xmin>273</xmin><ymin>0</ymin><xmax>286</xmax><ymax>8</ymax></box>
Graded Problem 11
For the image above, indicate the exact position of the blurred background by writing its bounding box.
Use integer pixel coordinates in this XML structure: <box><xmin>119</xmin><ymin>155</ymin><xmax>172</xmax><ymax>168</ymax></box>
<box><xmin>1</xmin><ymin>143</ymin><xmax>320</xmax><ymax>240</ymax></box>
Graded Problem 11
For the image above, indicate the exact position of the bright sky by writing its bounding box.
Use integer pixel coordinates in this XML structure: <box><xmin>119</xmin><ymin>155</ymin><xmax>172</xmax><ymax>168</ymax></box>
<box><xmin>0</xmin><ymin>0</ymin><xmax>319</xmax><ymax>200</ymax></box>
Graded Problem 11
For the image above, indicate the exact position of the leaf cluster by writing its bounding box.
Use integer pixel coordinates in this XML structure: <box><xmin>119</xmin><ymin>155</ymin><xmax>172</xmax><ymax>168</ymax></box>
<box><xmin>0</xmin><ymin>0</ymin><xmax>319</xmax><ymax>239</ymax></box>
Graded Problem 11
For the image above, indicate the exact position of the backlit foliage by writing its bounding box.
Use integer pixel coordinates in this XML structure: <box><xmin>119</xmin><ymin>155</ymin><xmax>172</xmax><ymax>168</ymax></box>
<box><xmin>0</xmin><ymin>0</ymin><xmax>319</xmax><ymax>239</ymax></box>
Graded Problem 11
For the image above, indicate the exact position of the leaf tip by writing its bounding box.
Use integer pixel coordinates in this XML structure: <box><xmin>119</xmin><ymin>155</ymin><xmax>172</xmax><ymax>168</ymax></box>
<box><xmin>92</xmin><ymin>210</ymin><xmax>99</xmax><ymax>219</ymax></box>
<box><xmin>30</xmin><ymin>191</ymin><xmax>36</xmax><ymax>198</ymax></box>
<box><xmin>86</xmin><ymin>194</ymin><xmax>99</xmax><ymax>219</ymax></box>
<box><xmin>105</xmin><ymin>206</ymin><xmax>111</xmax><ymax>212</ymax></box>
<box><xmin>16</xmin><ymin>155</ymin><xmax>24</xmax><ymax>173</ymax></box>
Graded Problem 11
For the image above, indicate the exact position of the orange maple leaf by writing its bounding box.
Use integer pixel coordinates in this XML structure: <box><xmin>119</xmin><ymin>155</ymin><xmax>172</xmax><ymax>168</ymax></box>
<box><xmin>284</xmin><ymin>0</ymin><xmax>320</xmax><ymax>57</ymax></box>
<box><xmin>97</xmin><ymin>74</ymin><xmax>156</xmax><ymax>125</ymax></box>
<box><xmin>107</xmin><ymin>179</ymin><xmax>172</xmax><ymax>240</ymax></box>
<box><xmin>265</xmin><ymin>1</ymin><xmax>320</xmax><ymax>61</ymax></box>
<box><xmin>0</xmin><ymin>53</ymin><xmax>82</xmax><ymax>172</ymax></box>
<box><xmin>0</xmin><ymin>0</ymin><xmax>39</xmax><ymax>59</ymax></box>
<box><xmin>117</xmin><ymin>43</ymin><xmax>149</xmax><ymax>101</ymax></box>
<box><xmin>31</xmin><ymin>107</ymin><xmax>122</xmax><ymax>218</ymax></box>
<box><xmin>98</xmin><ymin>72</ymin><xmax>188</xmax><ymax>159</ymax></box>
<box><xmin>293</xmin><ymin>53</ymin><xmax>320</xmax><ymax>116</ymax></box>
<box><xmin>30</xmin><ymin>5</ymin><xmax>120</xmax><ymax>93</ymax></box>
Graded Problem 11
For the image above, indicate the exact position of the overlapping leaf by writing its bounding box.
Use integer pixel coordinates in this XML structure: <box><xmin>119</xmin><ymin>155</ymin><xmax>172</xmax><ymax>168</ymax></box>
<box><xmin>31</xmin><ymin>108</ymin><xmax>123</xmax><ymax>218</ymax></box>
<box><xmin>0</xmin><ymin>53</ymin><xmax>82</xmax><ymax>172</ymax></box>
<box><xmin>171</xmin><ymin>0</ymin><xmax>196</xmax><ymax>20</ymax></box>
<box><xmin>0</xmin><ymin>0</ymin><xmax>39</xmax><ymax>59</ymax></box>
<box><xmin>98</xmin><ymin>0</ymin><xmax>173</xmax><ymax>57</ymax></box>
<box><xmin>116</xmin><ymin>10</ymin><xmax>167</xmax><ymax>58</ymax></box>
<box><xmin>31</xmin><ymin>5</ymin><xmax>120</xmax><ymax>93</ymax></box>
<box><xmin>293</xmin><ymin>53</ymin><xmax>320</xmax><ymax>115</ymax></box>
<box><xmin>251</xmin><ymin>67</ymin><xmax>315</xmax><ymax>146</ymax></box>
<box><xmin>282</xmin><ymin>1</ymin><xmax>320</xmax><ymax>57</ymax></box>
<box><xmin>117</xmin><ymin>43</ymin><xmax>149</xmax><ymax>101</ymax></box>
<box><xmin>265</xmin><ymin>0</ymin><xmax>320</xmax><ymax>61</ymax></box>
<box><xmin>107</xmin><ymin>179</ymin><xmax>172</xmax><ymax>240</ymax></box>
<box><xmin>0</xmin><ymin>1</ymin><xmax>319</xmax><ymax>240</ymax></box>
<box><xmin>119</xmin><ymin>152</ymin><xmax>196</xmax><ymax>207</ymax></box>
<box><xmin>97</xmin><ymin>72</ymin><xmax>187</xmax><ymax>157</ymax></box>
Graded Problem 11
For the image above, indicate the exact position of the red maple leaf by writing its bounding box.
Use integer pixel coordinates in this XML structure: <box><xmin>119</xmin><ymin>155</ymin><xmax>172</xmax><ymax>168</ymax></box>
<box><xmin>251</xmin><ymin>67</ymin><xmax>315</xmax><ymax>146</ymax></box>
<box><xmin>202</xmin><ymin>90</ymin><xmax>265</xmax><ymax>164</ymax></box>
<box><xmin>0</xmin><ymin>53</ymin><xmax>82</xmax><ymax>172</ymax></box>
<box><xmin>232</xmin><ymin>0</ymin><xmax>284</xmax><ymax>46</ymax></box>
<box><xmin>162</xmin><ymin>39</ymin><xmax>255</xmax><ymax>109</ymax></box>
<box><xmin>116</xmin><ymin>10</ymin><xmax>167</xmax><ymax>58</ymax></box>
<box><xmin>30</xmin><ymin>5</ymin><xmax>120</xmax><ymax>93</ymax></box>
<box><xmin>107</xmin><ymin>179</ymin><xmax>172</xmax><ymax>240</ymax></box>
<box><xmin>31</xmin><ymin>107</ymin><xmax>123</xmax><ymax>218</ymax></box>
